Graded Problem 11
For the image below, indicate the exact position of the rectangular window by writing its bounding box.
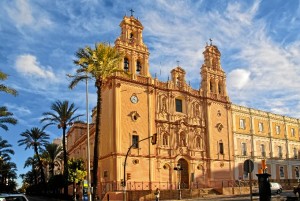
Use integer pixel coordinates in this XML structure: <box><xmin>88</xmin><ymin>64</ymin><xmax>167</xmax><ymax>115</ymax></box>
<box><xmin>261</xmin><ymin>144</ymin><xmax>266</xmax><ymax>157</ymax></box>
<box><xmin>291</xmin><ymin>128</ymin><xmax>295</xmax><ymax>137</ymax></box>
<box><xmin>276</xmin><ymin>125</ymin><xmax>280</xmax><ymax>134</ymax></box>
<box><xmin>219</xmin><ymin>142</ymin><xmax>224</xmax><ymax>155</ymax></box>
<box><xmin>175</xmin><ymin>99</ymin><xmax>183</xmax><ymax>113</ymax></box>
<box><xmin>258</xmin><ymin>122</ymin><xmax>264</xmax><ymax>132</ymax></box>
<box><xmin>239</xmin><ymin>119</ymin><xmax>245</xmax><ymax>129</ymax></box>
<box><xmin>132</xmin><ymin>135</ymin><xmax>139</xmax><ymax>148</ymax></box>
<box><xmin>294</xmin><ymin>148</ymin><xmax>298</xmax><ymax>159</ymax></box>
<box><xmin>103</xmin><ymin>170</ymin><xmax>108</xmax><ymax>178</ymax></box>
<box><xmin>280</xmin><ymin>166</ymin><xmax>284</xmax><ymax>178</ymax></box>
<box><xmin>296</xmin><ymin>167</ymin><xmax>299</xmax><ymax>178</ymax></box>
<box><xmin>278</xmin><ymin>146</ymin><xmax>282</xmax><ymax>158</ymax></box>
<box><xmin>242</xmin><ymin>143</ymin><xmax>247</xmax><ymax>156</ymax></box>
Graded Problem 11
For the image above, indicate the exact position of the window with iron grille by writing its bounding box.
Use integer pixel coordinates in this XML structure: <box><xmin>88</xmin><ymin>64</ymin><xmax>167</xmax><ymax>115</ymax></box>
<box><xmin>242</xmin><ymin>143</ymin><xmax>247</xmax><ymax>156</ymax></box>
<box><xmin>278</xmin><ymin>146</ymin><xmax>282</xmax><ymax>158</ymax></box>
<box><xmin>175</xmin><ymin>99</ymin><xmax>183</xmax><ymax>113</ymax></box>
<box><xmin>258</xmin><ymin>122</ymin><xmax>264</xmax><ymax>132</ymax></box>
<box><xmin>276</xmin><ymin>125</ymin><xmax>280</xmax><ymax>134</ymax></box>
<box><xmin>261</xmin><ymin>144</ymin><xmax>266</xmax><ymax>157</ymax></box>
<box><xmin>291</xmin><ymin>128</ymin><xmax>295</xmax><ymax>137</ymax></box>
<box><xmin>132</xmin><ymin>135</ymin><xmax>139</xmax><ymax>148</ymax></box>
<box><xmin>219</xmin><ymin>142</ymin><xmax>224</xmax><ymax>155</ymax></box>
<box><xmin>239</xmin><ymin>119</ymin><xmax>246</xmax><ymax>129</ymax></box>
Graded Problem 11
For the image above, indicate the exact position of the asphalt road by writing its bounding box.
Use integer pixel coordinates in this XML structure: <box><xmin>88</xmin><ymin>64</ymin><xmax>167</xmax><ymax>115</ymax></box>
<box><xmin>26</xmin><ymin>190</ymin><xmax>298</xmax><ymax>201</ymax></box>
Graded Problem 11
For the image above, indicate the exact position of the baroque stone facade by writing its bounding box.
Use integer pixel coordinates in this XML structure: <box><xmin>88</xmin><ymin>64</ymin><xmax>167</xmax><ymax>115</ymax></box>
<box><xmin>67</xmin><ymin>15</ymin><xmax>300</xmax><ymax>198</ymax></box>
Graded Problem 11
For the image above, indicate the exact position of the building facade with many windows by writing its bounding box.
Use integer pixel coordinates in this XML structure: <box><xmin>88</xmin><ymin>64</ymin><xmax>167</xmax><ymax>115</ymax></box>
<box><xmin>232</xmin><ymin>105</ymin><xmax>300</xmax><ymax>181</ymax></box>
<box><xmin>66</xmin><ymin>15</ymin><xmax>300</xmax><ymax>198</ymax></box>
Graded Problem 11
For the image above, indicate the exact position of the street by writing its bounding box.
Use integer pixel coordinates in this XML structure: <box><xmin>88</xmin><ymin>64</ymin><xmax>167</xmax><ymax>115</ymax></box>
<box><xmin>25</xmin><ymin>190</ymin><xmax>298</xmax><ymax>201</ymax></box>
<box><xmin>165</xmin><ymin>190</ymin><xmax>297</xmax><ymax>201</ymax></box>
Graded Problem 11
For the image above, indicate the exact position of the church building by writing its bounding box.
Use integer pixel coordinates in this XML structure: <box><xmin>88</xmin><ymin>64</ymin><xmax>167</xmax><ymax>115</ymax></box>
<box><xmin>66</xmin><ymin>14</ymin><xmax>300</xmax><ymax>199</ymax></box>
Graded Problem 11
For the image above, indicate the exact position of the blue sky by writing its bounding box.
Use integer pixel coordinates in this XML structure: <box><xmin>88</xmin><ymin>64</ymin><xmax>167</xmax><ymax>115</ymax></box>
<box><xmin>1</xmin><ymin>0</ymin><xmax>300</xmax><ymax>186</ymax></box>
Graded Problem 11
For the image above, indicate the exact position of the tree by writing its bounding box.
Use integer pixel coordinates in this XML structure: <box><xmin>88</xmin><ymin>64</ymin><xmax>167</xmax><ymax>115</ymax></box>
<box><xmin>0</xmin><ymin>106</ymin><xmax>17</xmax><ymax>132</ymax></box>
<box><xmin>24</xmin><ymin>156</ymin><xmax>39</xmax><ymax>185</ymax></box>
<box><xmin>0</xmin><ymin>71</ymin><xmax>18</xmax><ymax>133</ymax></box>
<box><xmin>40</xmin><ymin>100</ymin><xmax>83</xmax><ymax>196</ymax></box>
<box><xmin>42</xmin><ymin>143</ymin><xmax>63</xmax><ymax>177</ymax></box>
<box><xmin>0</xmin><ymin>70</ymin><xmax>17</xmax><ymax>96</ymax></box>
<box><xmin>68</xmin><ymin>158</ymin><xmax>87</xmax><ymax>200</ymax></box>
<box><xmin>0</xmin><ymin>137</ymin><xmax>16</xmax><ymax>190</ymax></box>
<box><xmin>0</xmin><ymin>161</ymin><xmax>17</xmax><ymax>192</ymax></box>
<box><xmin>69</xmin><ymin>42</ymin><xmax>124</xmax><ymax>200</ymax></box>
<box><xmin>18</xmin><ymin>127</ymin><xmax>49</xmax><ymax>184</ymax></box>
<box><xmin>0</xmin><ymin>136</ymin><xmax>15</xmax><ymax>161</ymax></box>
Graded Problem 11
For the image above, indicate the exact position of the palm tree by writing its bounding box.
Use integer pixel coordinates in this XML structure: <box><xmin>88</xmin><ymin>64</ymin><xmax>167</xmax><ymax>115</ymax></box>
<box><xmin>24</xmin><ymin>156</ymin><xmax>39</xmax><ymax>185</ymax></box>
<box><xmin>0</xmin><ymin>136</ymin><xmax>15</xmax><ymax>161</ymax></box>
<box><xmin>0</xmin><ymin>70</ymin><xmax>17</xmax><ymax>96</ymax></box>
<box><xmin>40</xmin><ymin>100</ymin><xmax>83</xmax><ymax>196</ymax></box>
<box><xmin>0</xmin><ymin>161</ymin><xmax>17</xmax><ymax>190</ymax></box>
<box><xmin>0</xmin><ymin>136</ymin><xmax>15</xmax><ymax>187</ymax></box>
<box><xmin>42</xmin><ymin>143</ymin><xmax>63</xmax><ymax>177</ymax></box>
<box><xmin>0</xmin><ymin>106</ymin><xmax>17</xmax><ymax>132</ymax></box>
<box><xmin>18</xmin><ymin>127</ymin><xmax>49</xmax><ymax>184</ymax></box>
<box><xmin>68</xmin><ymin>42</ymin><xmax>124</xmax><ymax>200</ymax></box>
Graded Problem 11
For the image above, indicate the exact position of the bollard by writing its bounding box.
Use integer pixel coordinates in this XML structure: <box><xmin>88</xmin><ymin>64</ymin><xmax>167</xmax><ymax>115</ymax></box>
<box><xmin>256</xmin><ymin>173</ymin><xmax>271</xmax><ymax>201</ymax></box>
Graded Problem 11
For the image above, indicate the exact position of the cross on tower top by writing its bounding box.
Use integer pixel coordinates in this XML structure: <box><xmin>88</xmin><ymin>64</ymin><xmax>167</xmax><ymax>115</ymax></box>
<box><xmin>130</xmin><ymin>9</ymin><xmax>134</xmax><ymax>16</ymax></box>
<box><xmin>177</xmin><ymin>60</ymin><xmax>180</xmax><ymax>67</ymax></box>
<box><xmin>209</xmin><ymin>38</ymin><xmax>213</xmax><ymax>45</ymax></box>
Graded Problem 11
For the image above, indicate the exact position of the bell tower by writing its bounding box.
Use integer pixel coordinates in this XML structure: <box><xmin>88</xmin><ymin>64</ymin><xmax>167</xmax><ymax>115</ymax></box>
<box><xmin>114</xmin><ymin>14</ymin><xmax>150</xmax><ymax>77</ymax></box>
<box><xmin>201</xmin><ymin>42</ymin><xmax>229</xmax><ymax>102</ymax></box>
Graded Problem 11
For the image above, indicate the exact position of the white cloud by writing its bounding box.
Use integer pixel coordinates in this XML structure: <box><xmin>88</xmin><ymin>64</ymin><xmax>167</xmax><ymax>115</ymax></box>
<box><xmin>6</xmin><ymin>0</ymin><xmax>52</xmax><ymax>29</ymax></box>
<box><xmin>15</xmin><ymin>54</ymin><xmax>56</xmax><ymax>80</ymax></box>
<box><xmin>228</xmin><ymin>69</ymin><xmax>251</xmax><ymax>90</ymax></box>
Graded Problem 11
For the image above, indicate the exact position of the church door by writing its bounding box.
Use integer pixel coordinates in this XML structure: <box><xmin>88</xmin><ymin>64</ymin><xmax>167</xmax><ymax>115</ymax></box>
<box><xmin>178</xmin><ymin>158</ymin><xmax>189</xmax><ymax>189</ymax></box>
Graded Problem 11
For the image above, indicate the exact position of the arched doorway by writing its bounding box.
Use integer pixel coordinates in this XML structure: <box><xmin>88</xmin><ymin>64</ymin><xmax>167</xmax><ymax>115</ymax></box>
<box><xmin>178</xmin><ymin>158</ymin><xmax>189</xmax><ymax>189</ymax></box>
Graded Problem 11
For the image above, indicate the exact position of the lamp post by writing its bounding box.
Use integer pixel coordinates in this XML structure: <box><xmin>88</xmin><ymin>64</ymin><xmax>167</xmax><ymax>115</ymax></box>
<box><xmin>86</xmin><ymin>73</ymin><xmax>92</xmax><ymax>201</ymax></box>
<box><xmin>174</xmin><ymin>163</ymin><xmax>183</xmax><ymax>200</ymax></box>
<box><xmin>122</xmin><ymin>134</ymin><xmax>157</xmax><ymax>201</ymax></box>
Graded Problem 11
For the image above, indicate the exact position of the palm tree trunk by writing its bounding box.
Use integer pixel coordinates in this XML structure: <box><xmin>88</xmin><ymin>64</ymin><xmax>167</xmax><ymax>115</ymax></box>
<box><xmin>92</xmin><ymin>82</ymin><xmax>102</xmax><ymax>201</ymax></box>
<box><xmin>62</xmin><ymin>127</ymin><xmax>68</xmax><ymax>197</ymax></box>
<box><xmin>34</xmin><ymin>146</ymin><xmax>46</xmax><ymax>183</ymax></box>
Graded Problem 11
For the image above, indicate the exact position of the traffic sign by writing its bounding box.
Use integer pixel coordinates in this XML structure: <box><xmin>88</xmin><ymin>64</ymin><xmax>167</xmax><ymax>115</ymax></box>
<box><xmin>244</xmin><ymin>159</ymin><xmax>254</xmax><ymax>173</ymax></box>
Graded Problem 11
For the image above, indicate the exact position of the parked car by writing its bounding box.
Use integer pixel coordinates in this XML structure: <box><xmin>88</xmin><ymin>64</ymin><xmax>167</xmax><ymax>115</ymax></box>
<box><xmin>270</xmin><ymin>182</ymin><xmax>282</xmax><ymax>194</ymax></box>
<box><xmin>0</xmin><ymin>193</ymin><xmax>29</xmax><ymax>201</ymax></box>
<box><xmin>252</xmin><ymin>182</ymin><xmax>282</xmax><ymax>195</ymax></box>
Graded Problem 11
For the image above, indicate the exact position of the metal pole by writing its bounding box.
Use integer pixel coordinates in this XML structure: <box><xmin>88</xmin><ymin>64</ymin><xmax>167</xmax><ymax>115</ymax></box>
<box><xmin>86</xmin><ymin>75</ymin><xmax>92</xmax><ymax>201</ymax></box>
<box><xmin>248</xmin><ymin>159</ymin><xmax>253</xmax><ymax>201</ymax></box>
<box><xmin>123</xmin><ymin>135</ymin><xmax>155</xmax><ymax>201</ymax></box>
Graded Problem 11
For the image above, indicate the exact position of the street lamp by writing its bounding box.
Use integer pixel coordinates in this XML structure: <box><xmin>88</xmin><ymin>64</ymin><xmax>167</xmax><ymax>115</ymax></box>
<box><xmin>86</xmin><ymin>73</ymin><xmax>92</xmax><ymax>201</ymax></box>
<box><xmin>174</xmin><ymin>163</ymin><xmax>183</xmax><ymax>200</ymax></box>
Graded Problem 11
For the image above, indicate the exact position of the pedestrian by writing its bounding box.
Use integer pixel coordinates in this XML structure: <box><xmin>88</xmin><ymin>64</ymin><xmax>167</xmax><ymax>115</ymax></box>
<box><xmin>154</xmin><ymin>188</ymin><xmax>160</xmax><ymax>201</ymax></box>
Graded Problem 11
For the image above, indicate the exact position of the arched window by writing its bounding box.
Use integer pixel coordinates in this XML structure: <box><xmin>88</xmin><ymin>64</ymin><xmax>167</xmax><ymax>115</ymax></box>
<box><xmin>196</xmin><ymin>136</ymin><xmax>201</xmax><ymax>149</ymax></box>
<box><xmin>218</xmin><ymin>83</ymin><xmax>222</xmax><ymax>94</ymax></box>
<box><xmin>136</xmin><ymin>60</ymin><xmax>142</xmax><ymax>73</ymax></box>
<box><xmin>210</xmin><ymin>80</ymin><xmax>213</xmax><ymax>92</ymax></box>
<box><xmin>124</xmin><ymin>58</ymin><xmax>129</xmax><ymax>71</ymax></box>
<box><xmin>176</xmin><ymin>77</ymin><xmax>181</xmax><ymax>87</ymax></box>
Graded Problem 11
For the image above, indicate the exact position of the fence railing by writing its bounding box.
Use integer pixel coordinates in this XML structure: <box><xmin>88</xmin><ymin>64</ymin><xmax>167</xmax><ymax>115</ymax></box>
<box><xmin>99</xmin><ymin>179</ymin><xmax>259</xmax><ymax>194</ymax></box>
